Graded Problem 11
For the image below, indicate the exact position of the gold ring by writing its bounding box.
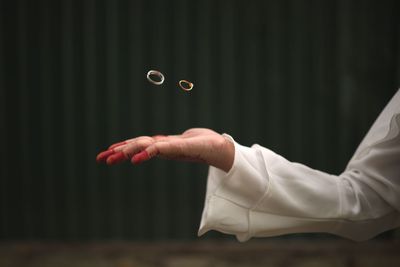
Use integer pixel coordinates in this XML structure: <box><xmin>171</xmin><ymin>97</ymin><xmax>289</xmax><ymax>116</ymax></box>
<box><xmin>179</xmin><ymin>80</ymin><xmax>194</xmax><ymax>91</ymax></box>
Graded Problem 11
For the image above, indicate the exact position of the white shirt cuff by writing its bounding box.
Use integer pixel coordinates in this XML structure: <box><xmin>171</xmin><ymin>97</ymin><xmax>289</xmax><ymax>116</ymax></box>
<box><xmin>198</xmin><ymin>135</ymin><xmax>268</xmax><ymax>241</ymax></box>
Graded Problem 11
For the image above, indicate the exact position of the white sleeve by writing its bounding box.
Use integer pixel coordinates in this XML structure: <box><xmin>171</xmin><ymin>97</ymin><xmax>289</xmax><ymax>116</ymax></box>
<box><xmin>198</xmin><ymin>90</ymin><xmax>400</xmax><ymax>242</ymax></box>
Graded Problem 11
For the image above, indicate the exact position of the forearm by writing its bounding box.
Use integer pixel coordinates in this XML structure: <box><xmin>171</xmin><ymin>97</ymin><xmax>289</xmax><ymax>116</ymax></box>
<box><xmin>198</xmin><ymin>138</ymin><xmax>400</xmax><ymax>241</ymax></box>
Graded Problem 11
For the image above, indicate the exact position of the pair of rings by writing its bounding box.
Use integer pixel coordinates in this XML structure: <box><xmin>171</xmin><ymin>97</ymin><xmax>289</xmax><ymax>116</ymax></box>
<box><xmin>146</xmin><ymin>70</ymin><xmax>194</xmax><ymax>91</ymax></box>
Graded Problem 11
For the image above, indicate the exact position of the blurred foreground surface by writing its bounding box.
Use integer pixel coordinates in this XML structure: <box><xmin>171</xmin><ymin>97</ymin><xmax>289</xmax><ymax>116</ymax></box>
<box><xmin>0</xmin><ymin>240</ymin><xmax>399</xmax><ymax>267</ymax></box>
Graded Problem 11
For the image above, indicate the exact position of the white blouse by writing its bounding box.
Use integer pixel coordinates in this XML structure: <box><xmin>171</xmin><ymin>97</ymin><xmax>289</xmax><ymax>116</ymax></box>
<box><xmin>198</xmin><ymin>89</ymin><xmax>400</xmax><ymax>241</ymax></box>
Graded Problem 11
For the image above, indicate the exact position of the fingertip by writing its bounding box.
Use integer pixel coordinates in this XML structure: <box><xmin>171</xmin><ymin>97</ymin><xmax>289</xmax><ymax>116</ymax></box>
<box><xmin>131</xmin><ymin>150</ymin><xmax>150</xmax><ymax>165</ymax></box>
<box><xmin>96</xmin><ymin>149</ymin><xmax>115</xmax><ymax>163</ymax></box>
<box><xmin>106</xmin><ymin>151</ymin><xmax>127</xmax><ymax>165</ymax></box>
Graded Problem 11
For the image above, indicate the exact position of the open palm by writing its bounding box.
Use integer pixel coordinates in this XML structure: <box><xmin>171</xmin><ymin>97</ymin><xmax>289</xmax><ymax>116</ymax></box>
<box><xmin>96</xmin><ymin>128</ymin><xmax>234</xmax><ymax>172</ymax></box>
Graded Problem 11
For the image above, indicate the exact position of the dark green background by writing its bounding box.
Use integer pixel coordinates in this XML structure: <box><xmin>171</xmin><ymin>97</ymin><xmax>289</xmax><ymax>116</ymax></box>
<box><xmin>0</xmin><ymin>0</ymin><xmax>399</xmax><ymax>240</ymax></box>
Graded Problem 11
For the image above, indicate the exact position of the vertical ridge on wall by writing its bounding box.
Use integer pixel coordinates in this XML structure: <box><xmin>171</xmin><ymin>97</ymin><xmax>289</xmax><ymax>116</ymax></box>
<box><xmin>61</xmin><ymin>0</ymin><xmax>78</xmax><ymax>239</ymax></box>
<box><xmin>40</xmin><ymin>0</ymin><xmax>55</xmax><ymax>238</ymax></box>
<box><xmin>2</xmin><ymin>2</ymin><xmax>11</xmax><ymax>238</ymax></box>
<box><xmin>391</xmin><ymin>0</ymin><xmax>400</xmax><ymax>93</ymax></box>
<box><xmin>5</xmin><ymin>0</ymin><xmax>24</xmax><ymax>238</ymax></box>
<box><xmin>241</xmin><ymin>0</ymin><xmax>261</xmax><ymax>143</ymax></box>
<box><xmin>218</xmin><ymin>0</ymin><xmax>236</xmax><ymax>133</ymax></box>
<box><xmin>26</xmin><ymin>0</ymin><xmax>40</xmax><ymax>239</ymax></box>
<box><xmin>288</xmin><ymin>0</ymin><xmax>309</xmax><ymax>163</ymax></box>
<box><xmin>263</xmin><ymin>0</ymin><xmax>282</xmax><ymax>151</ymax></box>
<box><xmin>395</xmin><ymin>1</ymin><xmax>400</xmax><ymax>88</ymax></box>
<box><xmin>83</xmin><ymin>0</ymin><xmax>99</xmax><ymax>240</ymax></box>
<box><xmin>17</xmin><ymin>0</ymin><xmax>32</xmax><ymax>238</ymax></box>
<box><xmin>336</xmin><ymin>0</ymin><xmax>354</xmax><ymax>170</ymax></box>
<box><xmin>312</xmin><ymin>0</ymin><xmax>336</xmax><ymax>172</ymax></box>
<box><xmin>0</xmin><ymin>0</ymin><xmax>7</xmax><ymax>239</ymax></box>
<box><xmin>232</xmin><ymin>0</ymin><xmax>245</xmax><ymax>141</ymax></box>
<box><xmin>194</xmin><ymin>0</ymin><xmax>212</xmax><ymax>130</ymax></box>
<box><xmin>105</xmin><ymin>0</ymin><xmax>123</xmax><ymax>239</ymax></box>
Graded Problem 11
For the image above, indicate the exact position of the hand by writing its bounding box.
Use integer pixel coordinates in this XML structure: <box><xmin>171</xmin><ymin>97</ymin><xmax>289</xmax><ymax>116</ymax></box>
<box><xmin>96</xmin><ymin>128</ymin><xmax>235</xmax><ymax>172</ymax></box>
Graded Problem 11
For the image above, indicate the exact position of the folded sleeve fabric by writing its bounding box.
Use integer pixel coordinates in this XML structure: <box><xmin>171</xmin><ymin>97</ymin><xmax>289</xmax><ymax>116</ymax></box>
<box><xmin>198</xmin><ymin>89</ymin><xmax>400</xmax><ymax>241</ymax></box>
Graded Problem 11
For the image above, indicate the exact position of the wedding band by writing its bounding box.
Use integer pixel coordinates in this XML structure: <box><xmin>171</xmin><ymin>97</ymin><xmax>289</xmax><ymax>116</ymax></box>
<box><xmin>179</xmin><ymin>80</ymin><xmax>194</xmax><ymax>91</ymax></box>
<box><xmin>147</xmin><ymin>70</ymin><xmax>165</xmax><ymax>85</ymax></box>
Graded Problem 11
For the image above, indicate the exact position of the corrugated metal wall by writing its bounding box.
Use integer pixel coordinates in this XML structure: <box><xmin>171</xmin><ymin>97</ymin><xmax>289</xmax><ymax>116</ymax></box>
<box><xmin>1</xmin><ymin>0</ymin><xmax>399</xmax><ymax>240</ymax></box>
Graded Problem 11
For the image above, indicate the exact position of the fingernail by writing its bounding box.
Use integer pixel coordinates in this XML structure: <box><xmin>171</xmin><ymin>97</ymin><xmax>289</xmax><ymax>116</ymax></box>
<box><xmin>96</xmin><ymin>149</ymin><xmax>115</xmax><ymax>163</ymax></box>
<box><xmin>106</xmin><ymin>152</ymin><xmax>127</xmax><ymax>165</ymax></box>
<box><xmin>109</xmin><ymin>141</ymin><xmax>126</xmax><ymax>150</ymax></box>
<box><xmin>131</xmin><ymin>150</ymin><xmax>150</xmax><ymax>165</ymax></box>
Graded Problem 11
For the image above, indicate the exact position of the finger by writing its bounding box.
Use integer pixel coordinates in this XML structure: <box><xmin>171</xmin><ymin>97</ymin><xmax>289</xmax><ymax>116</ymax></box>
<box><xmin>110</xmin><ymin>136</ymin><xmax>151</xmax><ymax>154</ymax></box>
<box><xmin>131</xmin><ymin>150</ymin><xmax>151</xmax><ymax>164</ymax></box>
<box><xmin>108</xmin><ymin>141</ymin><xmax>127</xmax><ymax>150</ymax></box>
<box><xmin>131</xmin><ymin>142</ymin><xmax>168</xmax><ymax>165</ymax></box>
<box><xmin>109</xmin><ymin>135</ymin><xmax>172</xmax><ymax>151</ymax></box>
<box><xmin>106</xmin><ymin>151</ymin><xmax>128</xmax><ymax>165</ymax></box>
<box><xmin>108</xmin><ymin>137</ymin><xmax>138</xmax><ymax>150</ymax></box>
<box><xmin>96</xmin><ymin>149</ymin><xmax>115</xmax><ymax>163</ymax></box>
<box><xmin>131</xmin><ymin>141</ymin><xmax>184</xmax><ymax>165</ymax></box>
<box><xmin>122</xmin><ymin>138</ymin><xmax>155</xmax><ymax>159</ymax></box>
<box><xmin>100</xmin><ymin>136</ymin><xmax>158</xmax><ymax>165</ymax></box>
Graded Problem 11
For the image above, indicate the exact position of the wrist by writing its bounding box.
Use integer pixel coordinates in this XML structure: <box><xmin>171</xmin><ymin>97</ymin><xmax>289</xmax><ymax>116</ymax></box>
<box><xmin>219</xmin><ymin>135</ymin><xmax>235</xmax><ymax>172</ymax></box>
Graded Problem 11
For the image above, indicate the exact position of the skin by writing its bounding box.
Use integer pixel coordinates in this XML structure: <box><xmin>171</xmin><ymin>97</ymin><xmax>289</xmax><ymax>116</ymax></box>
<box><xmin>96</xmin><ymin>128</ymin><xmax>235</xmax><ymax>173</ymax></box>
